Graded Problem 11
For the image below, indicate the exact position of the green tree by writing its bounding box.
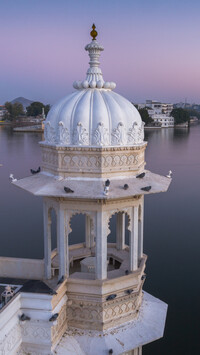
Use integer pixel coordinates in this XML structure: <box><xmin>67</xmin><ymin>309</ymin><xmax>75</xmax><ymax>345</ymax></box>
<box><xmin>170</xmin><ymin>108</ymin><xmax>190</xmax><ymax>124</ymax></box>
<box><xmin>4</xmin><ymin>101</ymin><xmax>24</xmax><ymax>120</ymax></box>
<box><xmin>138</xmin><ymin>108</ymin><xmax>153</xmax><ymax>125</ymax></box>
<box><xmin>26</xmin><ymin>102</ymin><xmax>50</xmax><ymax>117</ymax></box>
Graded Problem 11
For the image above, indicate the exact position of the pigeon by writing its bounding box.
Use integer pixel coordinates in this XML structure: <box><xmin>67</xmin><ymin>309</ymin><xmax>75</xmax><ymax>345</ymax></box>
<box><xmin>109</xmin><ymin>350</ymin><xmax>113</xmax><ymax>354</ymax></box>
<box><xmin>105</xmin><ymin>179</ymin><xmax>110</xmax><ymax>187</ymax></box>
<box><xmin>124</xmin><ymin>184</ymin><xmax>129</xmax><ymax>190</ymax></box>
<box><xmin>57</xmin><ymin>275</ymin><xmax>64</xmax><ymax>284</ymax></box>
<box><xmin>49</xmin><ymin>289</ymin><xmax>57</xmax><ymax>295</ymax></box>
<box><xmin>20</xmin><ymin>313</ymin><xmax>30</xmax><ymax>321</ymax></box>
<box><xmin>125</xmin><ymin>270</ymin><xmax>129</xmax><ymax>275</ymax></box>
<box><xmin>141</xmin><ymin>186</ymin><xmax>151</xmax><ymax>192</ymax></box>
<box><xmin>106</xmin><ymin>294</ymin><xmax>117</xmax><ymax>301</ymax></box>
<box><xmin>136</xmin><ymin>172</ymin><xmax>145</xmax><ymax>179</ymax></box>
<box><xmin>30</xmin><ymin>167</ymin><xmax>40</xmax><ymax>174</ymax></box>
<box><xmin>125</xmin><ymin>289</ymin><xmax>133</xmax><ymax>295</ymax></box>
<box><xmin>49</xmin><ymin>313</ymin><xmax>59</xmax><ymax>322</ymax></box>
<box><xmin>64</xmin><ymin>187</ymin><xmax>74</xmax><ymax>193</ymax></box>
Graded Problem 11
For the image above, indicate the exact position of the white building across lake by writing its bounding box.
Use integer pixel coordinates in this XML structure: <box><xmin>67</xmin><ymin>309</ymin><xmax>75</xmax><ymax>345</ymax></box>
<box><xmin>139</xmin><ymin>100</ymin><xmax>174</xmax><ymax>127</ymax></box>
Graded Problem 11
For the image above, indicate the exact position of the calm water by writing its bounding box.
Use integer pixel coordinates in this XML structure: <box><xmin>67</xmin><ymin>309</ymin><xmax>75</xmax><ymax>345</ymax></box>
<box><xmin>0</xmin><ymin>125</ymin><xmax>200</xmax><ymax>354</ymax></box>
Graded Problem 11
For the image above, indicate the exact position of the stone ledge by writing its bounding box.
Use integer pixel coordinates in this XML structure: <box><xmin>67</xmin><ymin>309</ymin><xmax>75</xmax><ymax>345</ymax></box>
<box><xmin>54</xmin><ymin>291</ymin><xmax>168</xmax><ymax>355</ymax></box>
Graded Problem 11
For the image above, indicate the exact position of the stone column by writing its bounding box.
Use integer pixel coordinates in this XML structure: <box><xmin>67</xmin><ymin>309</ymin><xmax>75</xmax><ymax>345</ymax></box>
<box><xmin>95</xmin><ymin>211</ymin><xmax>107</xmax><ymax>280</ymax></box>
<box><xmin>57</xmin><ymin>207</ymin><xmax>68</xmax><ymax>278</ymax></box>
<box><xmin>129</xmin><ymin>206</ymin><xmax>138</xmax><ymax>272</ymax></box>
<box><xmin>138</xmin><ymin>198</ymin><xmax>144</xmax><ymax>262</ymax></box>
<box><xmin>116</xmin><ymin>212</ymin><xmax>125</xmax><ymax>250</ymax></box>
<box><xmin>85</xmin><ymin>215</ymin><xmax>91</xmax><ymax>248</ymax></box>
<box><xmin>43</xmin><ymin>201</ymin><xmax>51</xmax><ymax>279</ymax></box>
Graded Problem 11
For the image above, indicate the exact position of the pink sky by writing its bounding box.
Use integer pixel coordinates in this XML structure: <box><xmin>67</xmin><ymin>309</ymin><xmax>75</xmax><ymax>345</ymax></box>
<box><xmin>1</xmin><ymin>0</ymin><xmax>200</xmax><ymax>105</ymax></box>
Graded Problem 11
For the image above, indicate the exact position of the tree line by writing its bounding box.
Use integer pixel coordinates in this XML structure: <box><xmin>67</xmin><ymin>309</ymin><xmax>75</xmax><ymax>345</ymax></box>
<box><xmin>3</xmin><ymin>101</ymin><xmax>50</xmax><ymax>121</ymax></box>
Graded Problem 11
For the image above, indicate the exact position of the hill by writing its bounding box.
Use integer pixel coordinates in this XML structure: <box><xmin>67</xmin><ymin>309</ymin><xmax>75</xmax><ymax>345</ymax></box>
<box><xmin>11</xmin><ymin>97</ymin><xmax>33</xmax><ymax>110</ymax></box>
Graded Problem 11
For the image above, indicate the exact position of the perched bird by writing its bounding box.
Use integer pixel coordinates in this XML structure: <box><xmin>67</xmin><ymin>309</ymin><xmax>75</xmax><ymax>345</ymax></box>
<box><xmin>49</xmin><ymin>313</ymin><xmax>59</xmax><ymax>322</ymax></box>
<box><xmin>106</xmin><ymin>294</ymin><xmax>117</xmax><ymax>301</ymax></box>
<box><xmin>125</xmin><ymin>289</ymin><xmax>133</xmax><ymax>295</ymax></box>
<box><xmin>20</xmin><ymin>313</ymin><xmax>30</xmax><ymax>321</ymax></box>
<box><xmin>30</xmin><ymin>166</ymin><xmax>40</xmax><ymax>174</ymax></box>
<box><xmin>9</xmin><ymin>173</ymin><xmax>17</xmax><ymax>182</ymax></box>
<box><xmin>125</xmin><ymin>270</ymin><xmax>129</xmax><ymax>275</ymax></box>
<box><xmin>166</xmin><ymin>170</ymin><xmax>172</xmax><ymax>178</ymax></box>
<box><xmin>57</xmin><ymin>275</ymin><xmax>64</xmax><ymax>284</ymax></box>
<box><xmin>105</xmin><ymin>179</ymin><xmax>110</xmax><ymax>187</ymax></box>
<box><xmin>136</xmin><ymin>172</ymin><xmax>145</xmax><ymax>179</ymax></box>
<box><xmin>141</xmin><ymin>186</ymin><xmax>151</xmax><ymax>192</ymax></box>
<box><xmin>104</xmin><ymin>179</ymin><xmax>110</xmax><ymax>195</ymax></box>
<box><xmin>49</xmin><ymin>289</ymin><xmax>57</xmax><ymax>295</ymax></box>
<box><xmin>64</xmin><ymin>186</ymin><xmax>74</xmax><ymax>193</ymax></box>
<box><xmin>141</xmin><ymin>274</ymin><xmax>146</xmax><ymax>281</ymax></box>
<box><xmin>109</xmin><ymin>350</ymin><xmax>113</xmax><ymax>354</ymax></box>
<box><xmin>124</xmin><ymin>184</ymin><xmax>129</xmax><ymax>190</ymax></box>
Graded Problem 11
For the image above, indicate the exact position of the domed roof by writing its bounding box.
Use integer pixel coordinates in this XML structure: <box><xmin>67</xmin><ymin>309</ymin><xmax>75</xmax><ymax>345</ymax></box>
<box><xmin>44</xmin><ymin>25</ymin><xmax>144</xmax><ymax>147</ymax></box>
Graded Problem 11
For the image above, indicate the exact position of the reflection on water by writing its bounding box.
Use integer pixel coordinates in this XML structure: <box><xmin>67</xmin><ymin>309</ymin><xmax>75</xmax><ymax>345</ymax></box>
<box><xmin>0</xmin><ymin>124</ymin><xmax>200</xmax><ymax>354</ymax></box>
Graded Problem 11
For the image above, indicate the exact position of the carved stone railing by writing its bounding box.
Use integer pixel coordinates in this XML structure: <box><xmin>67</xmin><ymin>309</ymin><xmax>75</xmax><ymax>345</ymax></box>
<box><xmin>66</xmin><ymin>255</ymin><xmax>147</xmax><ymax>330</ymax></box>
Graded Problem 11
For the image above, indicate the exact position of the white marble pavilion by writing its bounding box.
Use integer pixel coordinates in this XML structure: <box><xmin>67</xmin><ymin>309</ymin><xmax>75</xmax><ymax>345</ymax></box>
<box><xmin>0</xmin><ymin>25</ymin><xmax>171</xmax><ymax>355</ymax></box>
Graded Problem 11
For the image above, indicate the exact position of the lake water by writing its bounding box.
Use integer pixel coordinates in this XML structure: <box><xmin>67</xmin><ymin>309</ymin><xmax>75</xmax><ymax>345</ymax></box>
<box><xmin>0</xmin><ymin>125</ymin><xmax>200</xmax><ymax>354</ymax></box>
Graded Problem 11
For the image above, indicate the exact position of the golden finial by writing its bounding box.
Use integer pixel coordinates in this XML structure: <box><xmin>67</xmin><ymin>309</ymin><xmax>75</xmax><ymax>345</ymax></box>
<box><xmin>90</xmin><ymin>24</ymin><xmax>98</xmax><ymax>40</ymax></box>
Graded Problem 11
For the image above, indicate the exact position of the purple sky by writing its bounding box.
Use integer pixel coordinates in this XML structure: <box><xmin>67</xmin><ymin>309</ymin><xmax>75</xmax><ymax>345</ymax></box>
<box><xmin>1</xmin><ymin>0</ymin><xmax>200</xmax><ymax>105</ymax></box>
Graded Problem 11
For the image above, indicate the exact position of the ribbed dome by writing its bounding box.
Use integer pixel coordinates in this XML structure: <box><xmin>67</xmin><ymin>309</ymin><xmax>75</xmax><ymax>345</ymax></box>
<box><xmin>44</xmin><ymin>29</ymin><xmax>144</xmax><ymax>147</ymax></box>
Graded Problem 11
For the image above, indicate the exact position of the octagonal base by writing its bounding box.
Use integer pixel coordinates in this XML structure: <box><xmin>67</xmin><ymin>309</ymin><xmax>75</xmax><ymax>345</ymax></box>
<box><xmin>54</xmin><ymin>291</ymin><xmax>167</xmax><ymax>355</ymax></box>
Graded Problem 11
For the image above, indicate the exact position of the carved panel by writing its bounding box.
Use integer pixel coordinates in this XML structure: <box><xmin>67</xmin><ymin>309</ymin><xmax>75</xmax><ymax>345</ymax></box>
<box><xmin>73</xmin><ymin>122</ymin><xmax>89</xmax><ymax>145</ymax></box>
<box><xmin>93</xmin><ymin>122</ymin><xmax>109</xmax><ymax>145</ymax></box>
<box><xmin>51</xmin><ymin>304</ymin><xmax>67</xmax><ymax>343</ymax></box>
<box><xmin>58</xmin><ymin>121</ymin><xmax>70</xmax><ymax>145</ymax></box>
<box><xmin>0</xmin><ymin>324</ymin><xmax>21</xmax><ymax>355</ymax></box>
<box><xmin>111</xmin><ymin>122</ymin><xmax>127</xmax><ymax>145</ymax></box>
<box><xmin>67</xmin><ymin>288</ymin><xmax>143</xmax><ymax>330</ymax></box>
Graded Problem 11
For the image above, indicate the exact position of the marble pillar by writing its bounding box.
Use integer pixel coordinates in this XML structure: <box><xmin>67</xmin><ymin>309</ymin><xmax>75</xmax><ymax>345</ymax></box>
<box><xmin>43</xmin><ymin>202</ymin><xmax>52</xmax><ymax>279</ymax></box>
<box><xmin>129</xmin><ymin>206</ymin><xmax>138</xmax><ymax>271</ymax></box>
<box><xmin>95</xmin><ymin>211</ymin><xmax>107</xmax><ymax>280</ymax></box>
<box><xmin>116</xmin><ymin>212</ymin><xmax>125</xmax><ymax>250</ymax></box>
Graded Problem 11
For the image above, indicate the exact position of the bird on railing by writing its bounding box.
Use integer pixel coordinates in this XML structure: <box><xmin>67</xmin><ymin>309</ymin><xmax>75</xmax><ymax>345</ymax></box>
<box><xmin>136</xmin><ymin>172</ymin><xmax>145</xmax><ymax>179</ymax></box>
<box><xmin>49</xmin><ymin>313</ymin><xmax>59</xmax><ymax>322</ymax></box>
<box><xmin>166</xmin><ymin>170</ymin><xmax>172</xmax><ymax>178</ymax></box>
<box><xmin>141</xmin><ymin>186</ymin><xmax>151</xmax><ymax>192</ymax></box>
<box><xmin>104</xmin><ymin>179</ymin><xmax>110</xmax><ymax>195</ymax></box>
<box><xmin>9</xmin><ymin>173</ymin><xmax>17</xmax><ymax>182</ymax></box>
<box><xmin>64</xmin><ymin>186</ymin><xmax>74</xmax><ymax>193</ymax></box>
<box><xmin>20</xmin><ymin>313</ymin><xmax>30</xmax><ymax>321</ymax></box>
<box><xmin>125</xmin><ymin>289</ymin><xmax>133</xmax><ymax>295</ymax></box>
<box><xmin>124</xmin><ymin>184</ymin><xmax>129</xmax><ymax>190</ymax></box>
<box><xmin>106</xmin><ymin>294</ymin><xmax>116</xmax><ymax>301</ymax></box>
<box><xmin>49</xmin><ymin>289</ymin><xmax>57</xmax><ymax>295</ymax></box>
<box><xmin>30</xmin><ymin>166</ymin><xmax>40</xmax><ymax>174</ymax></box>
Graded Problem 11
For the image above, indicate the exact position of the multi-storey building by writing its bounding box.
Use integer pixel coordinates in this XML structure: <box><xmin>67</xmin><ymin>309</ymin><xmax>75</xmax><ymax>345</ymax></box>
<box><xmin>139</xmin><ymin>100</ymin><xmax>174</xmax><ymax>127</ymax></box>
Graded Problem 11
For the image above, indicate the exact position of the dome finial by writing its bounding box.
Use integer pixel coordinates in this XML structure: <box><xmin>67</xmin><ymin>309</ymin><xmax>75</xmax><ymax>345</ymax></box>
<box><xmin>90</xmin><ymin>24</ymin><xmax>98</xmax><ymax>40</ymax></box>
